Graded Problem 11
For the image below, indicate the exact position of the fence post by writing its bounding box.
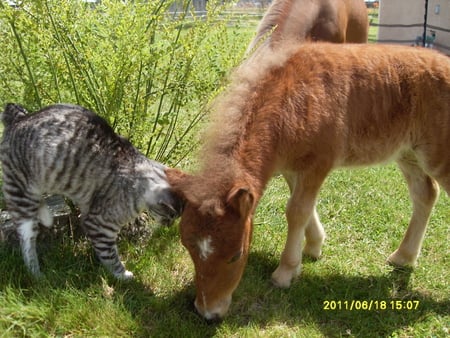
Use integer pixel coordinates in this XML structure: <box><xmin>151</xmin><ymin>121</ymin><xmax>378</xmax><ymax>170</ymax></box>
<box><xmin>422</xmin><ymin>0</ymin><xmax>429</xmax><ymax>47</ymax></box>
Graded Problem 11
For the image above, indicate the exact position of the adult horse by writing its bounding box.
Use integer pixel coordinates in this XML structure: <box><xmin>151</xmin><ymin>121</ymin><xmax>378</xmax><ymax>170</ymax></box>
<box><xmin>246</xmin><ymin>0</ymin><xmax>368</xmax><ymax>53</ymax></box>
<box><xmin>167</xmin><ymin>43</ymin><xmax>450</xmax><ymax>320</ymax></box>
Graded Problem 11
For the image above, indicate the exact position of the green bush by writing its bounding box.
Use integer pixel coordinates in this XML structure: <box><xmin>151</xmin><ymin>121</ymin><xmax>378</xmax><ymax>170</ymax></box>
<box><xmin>0</xmin><ymin>0</ymin><xmax>249</xmax><ymax>165</ymax></box>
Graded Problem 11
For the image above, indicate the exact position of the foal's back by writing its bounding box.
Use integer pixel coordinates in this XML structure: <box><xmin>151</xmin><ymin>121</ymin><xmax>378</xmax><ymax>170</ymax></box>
<box><xmin>251</xmin><ymin>44</ymin><xmax>450</xmax><ymax>176</ymax></box>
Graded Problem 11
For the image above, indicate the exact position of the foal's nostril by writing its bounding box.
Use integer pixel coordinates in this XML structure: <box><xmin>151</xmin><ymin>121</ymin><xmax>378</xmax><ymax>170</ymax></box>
<box><xmin>194</xmin><ymin>306</ymin><xmax>223</xmax><ymax>324</ymax></box>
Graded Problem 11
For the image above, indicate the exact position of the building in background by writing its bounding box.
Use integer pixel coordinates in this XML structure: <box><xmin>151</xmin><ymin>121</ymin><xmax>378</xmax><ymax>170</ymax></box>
<box><xmin>378</xmin><ymin>0</ymin><xmax>450</xmax><ymax>54</ymax></box>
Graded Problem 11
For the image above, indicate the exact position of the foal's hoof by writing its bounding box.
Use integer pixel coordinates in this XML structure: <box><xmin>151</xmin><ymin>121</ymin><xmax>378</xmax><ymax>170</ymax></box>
<box><xmin>387</xmin><ymin>250</ymin><xmax>417</xmax><ymax>268</ymax></box>
<box><xmin>271</xmin><ymin>276</ymin><xmax>291</xmax><ymax>289</ymax></box>
<box><xmin>302</xmin><ymin>245</ymin><xmax>322</xmax><ymax>260</ymax></box>
<box><xmin>271</xmin><ymin>266</ymin><xmax>299</xmax><ymax>288</ymax></box>
<box><xmin>27</xmin><ymin>265</ymin><xmax>43</xmax><ymax>279</ymax></box>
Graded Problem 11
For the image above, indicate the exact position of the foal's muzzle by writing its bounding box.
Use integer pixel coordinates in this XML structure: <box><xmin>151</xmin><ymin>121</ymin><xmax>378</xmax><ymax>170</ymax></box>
<box><xmin>194</xmin><ymin>294</ymin><xmax>232</xmax><ymax>322</ymax></box>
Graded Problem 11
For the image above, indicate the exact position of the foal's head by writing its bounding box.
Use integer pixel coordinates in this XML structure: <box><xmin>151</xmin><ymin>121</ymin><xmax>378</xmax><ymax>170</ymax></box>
<box><xmin>167</xmin><ymin>168</ymin><xmax>256</xmax><ymax>320</ymax></box>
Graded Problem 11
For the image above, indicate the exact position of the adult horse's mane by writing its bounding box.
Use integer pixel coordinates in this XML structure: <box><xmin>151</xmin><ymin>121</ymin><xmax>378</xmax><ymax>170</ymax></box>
<box><xmin>246</xmin><ymin>0</ymin><xmax>368</xmax><ymax>54</ymax></box>
<box><xmin>248</xmin><ymin>0</ymin><xmax>302</xmax><ymax>51</ymax></box>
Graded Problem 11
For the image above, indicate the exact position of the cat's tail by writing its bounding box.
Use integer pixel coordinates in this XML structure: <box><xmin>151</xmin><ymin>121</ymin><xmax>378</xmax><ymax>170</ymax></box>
<box><xmin>1</xmin><ymin>103</ymin><xmax>28</xmax><ymax>127</ymax></box>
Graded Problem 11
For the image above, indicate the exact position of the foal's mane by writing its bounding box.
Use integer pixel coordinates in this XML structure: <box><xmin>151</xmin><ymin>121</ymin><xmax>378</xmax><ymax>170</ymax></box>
<box><xmin>181</xmin><ymin>43</ymin><xmax>300</xmax><ymax>214</ymax></box>
<box><xmin>199</xmin><ymin>44</ymin><xmax>297</xmax><ymax>180</ymax></box>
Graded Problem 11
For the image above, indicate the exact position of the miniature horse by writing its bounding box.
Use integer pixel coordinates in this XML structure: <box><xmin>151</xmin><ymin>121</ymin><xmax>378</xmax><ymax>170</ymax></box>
<box><xmin>167</xmin><ymin>43</ymin><xmax>450</xmax><ymax>320</ymax></box>
<box><xmin>246</xmin><ymin>0</ymin><xmax>368</xmax><ymax>53</ymax></box>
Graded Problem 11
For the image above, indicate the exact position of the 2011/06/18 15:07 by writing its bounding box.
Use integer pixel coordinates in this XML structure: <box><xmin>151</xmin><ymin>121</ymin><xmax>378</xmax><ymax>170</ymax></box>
<box><xmin>323</xmin><ymin>300</ymin><xmax>420</xmax><ymax>311</ymax></box>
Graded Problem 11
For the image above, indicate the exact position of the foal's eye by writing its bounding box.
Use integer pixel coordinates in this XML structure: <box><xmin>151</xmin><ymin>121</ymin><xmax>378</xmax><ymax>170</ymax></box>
<box><xmin>228</xmin><ymin>249</ymin><xmax>243</xmax><ymax>264</ymax></box>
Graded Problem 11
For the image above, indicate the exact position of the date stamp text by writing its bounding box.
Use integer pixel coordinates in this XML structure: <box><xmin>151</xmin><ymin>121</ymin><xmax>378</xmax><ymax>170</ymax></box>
<box><xmin>323</xmin><ymin>300</ymin><xmax>420</xmax><ymax>311</ymax></box>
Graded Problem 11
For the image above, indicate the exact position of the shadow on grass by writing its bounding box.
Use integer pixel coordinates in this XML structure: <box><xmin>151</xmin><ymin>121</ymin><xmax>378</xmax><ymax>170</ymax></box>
<box><xmin>0</xmin><ymin>237</ymin><xmax>110</xmax><ymax>292</ymax></box>
<box><xmin>0</xmin><ymin>219</ymin><xmax>169</xmax><ymax>291</ymax></box>
<box><xmin>117</xmin><ymin>251</ymin><xmax>449</xmax><ymax>337</ymax></box>
<box><xmin>1</xmin><ymin>237</ymin><xmax>447</xmax><ymax>337</ymax></box>
<box><xmin>229</xmin><ymin>252</ymin><xmax>449</xmax><ymax>337</ymax></box>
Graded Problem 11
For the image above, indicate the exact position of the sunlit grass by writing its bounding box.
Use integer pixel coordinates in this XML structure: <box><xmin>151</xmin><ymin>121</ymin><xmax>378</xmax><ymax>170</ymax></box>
<box><xmin>1</xmin><ymin>165</ymin><xmax>448</xmax><ymax>337</ymax></box>
<box><xmin>1</xmin><ymin>4</ymin><xmax>447</xmax><ymax>337</ymax></box>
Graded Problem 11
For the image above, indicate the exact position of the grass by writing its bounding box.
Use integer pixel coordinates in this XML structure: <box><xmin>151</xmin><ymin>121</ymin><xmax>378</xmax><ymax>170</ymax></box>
<box><xmin>0</xmin><ymin>165</ymin><xmax>448</xmax><ymax>337</ymax></box>
<box><xmin>0</xmin><ymin>5</ymin><xmax>448</xmax><ymax>338</ymax></box>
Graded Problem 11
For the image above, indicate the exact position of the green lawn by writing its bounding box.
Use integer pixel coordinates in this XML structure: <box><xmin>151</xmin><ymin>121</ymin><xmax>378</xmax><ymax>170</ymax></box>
<box><xmin>1</xmin><ymin>165</ymin><xmax>448</xmax><ymax>337</ymax></box>
<box><xmin>1</xmin><ymin>6</ymin><xmax>448</xmax><ymax>338</ymax></box>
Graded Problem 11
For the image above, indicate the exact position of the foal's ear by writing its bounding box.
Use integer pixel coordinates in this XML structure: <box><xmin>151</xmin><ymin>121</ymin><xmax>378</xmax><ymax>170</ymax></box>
<box><xmin>165</xmin><ymin>168</ymin><xmax>192</xmax><ymax>200</ymax></box>
<box><xmin>165</xmin><ymin>168</ymin><xmax>209</xmax><ymax>211</ymax></box>
<box><xmin>227</xmin><ymin>186</ymin><xmax>255</xmax><ymax>219</ymax></box>
<box><xmin>165</xmin><ymin>168</ymin><xmax>188</xmax><ymax>183</ymax></box>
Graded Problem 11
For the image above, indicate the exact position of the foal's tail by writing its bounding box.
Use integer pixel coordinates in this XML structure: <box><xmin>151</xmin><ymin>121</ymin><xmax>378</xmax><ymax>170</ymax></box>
<box><xmin>1</xmin><ymin>103</ymin><xmax>28</xmax><ymax>127</ymax></box>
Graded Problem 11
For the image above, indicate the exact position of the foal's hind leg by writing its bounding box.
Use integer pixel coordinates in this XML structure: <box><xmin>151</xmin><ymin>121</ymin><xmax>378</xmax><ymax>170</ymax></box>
<box><xmin>387</xmin><ymin>157</ymin><xmax>440</xmax><ymax>266</ymax></box>
<box><xmin>272</xmin><ymin>171</ymin><xmax>326</xmax><ymax>288</ymax></box>
<box><xmin>38</xmin><ymin>201</ymin><xmax>53</xmax><ymax>228</ymax></box>
<box><xmin>82</xmin><ymin>215</ymin><xmax>133</xmax><ymax>280</ymax></box>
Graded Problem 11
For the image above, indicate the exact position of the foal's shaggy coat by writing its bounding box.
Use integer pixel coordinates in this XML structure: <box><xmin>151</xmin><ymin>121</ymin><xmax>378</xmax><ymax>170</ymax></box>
<box><xmin>168</xmin><ymin>43</ymin><xmax>450</xmax><ymax>320</ymax></box>
<box><xmin>246</xmin><ymin>0</ymin><xmax>368</xmax><ymax>53</ymax></box>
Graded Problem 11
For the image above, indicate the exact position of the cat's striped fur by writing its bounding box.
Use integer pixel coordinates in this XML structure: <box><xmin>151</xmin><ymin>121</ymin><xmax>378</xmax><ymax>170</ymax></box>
<box><xmin>0</xmin><ymin>103</ymin><xmax>182</xmax><ymax>279</ymax></box>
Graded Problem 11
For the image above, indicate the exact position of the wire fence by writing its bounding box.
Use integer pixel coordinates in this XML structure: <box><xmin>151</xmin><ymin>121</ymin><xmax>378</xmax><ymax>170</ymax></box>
<box><xmin>173</xmin><ymin>6</ymin><xmax>450</xmax><ymax>53</ymax></box>
<box><xmin>372</xmin><ymin>22</ymin><xmax>450</xmax><ymax>53</ymax></box>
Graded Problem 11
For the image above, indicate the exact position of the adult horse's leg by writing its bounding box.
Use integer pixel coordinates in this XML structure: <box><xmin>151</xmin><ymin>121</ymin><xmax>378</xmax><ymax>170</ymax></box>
<box><xmin>387</xmin><ymin>155</ymin><xmax>440</xmax><ymax>266</ymax></box>
<box><xmin>272</xmin><ymin>170</ymin><xmax>327</xmax><ymax>288</ymax></box>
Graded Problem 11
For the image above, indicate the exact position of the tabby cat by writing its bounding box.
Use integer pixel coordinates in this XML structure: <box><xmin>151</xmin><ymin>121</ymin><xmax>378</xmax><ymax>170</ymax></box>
<box><xmin>0</xmin><ymin>103</ymin><xmax>182</xmax><ymax>279</ymax></box>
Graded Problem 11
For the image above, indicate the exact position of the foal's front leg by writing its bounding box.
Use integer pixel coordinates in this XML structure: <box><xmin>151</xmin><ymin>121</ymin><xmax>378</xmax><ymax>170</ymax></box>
<box><xmin>303</xmin><ymin>207</ymin><xmax>326</xmax><ymax>259</ymax></box>
<box><xmin>272</xmin><ymin>172</ymin><xmax>325</xmax><ymax>288</ymax></box>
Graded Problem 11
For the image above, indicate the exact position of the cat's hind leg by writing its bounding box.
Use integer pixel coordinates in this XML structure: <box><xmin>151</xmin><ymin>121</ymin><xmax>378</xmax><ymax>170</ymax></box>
<box><xmin>4</xmin><ymin>188</ymin><xmax>43</xmax><ymax>277</ymax></box>
<box><xmin>16</xmin><ymin>218</ymin><xmax>42</xmax><ymax>276</ymax></box>
<box><xmin>38</xmin><ymin>202</ymin><xmax>53</xmax><ymax>227</ymax></box>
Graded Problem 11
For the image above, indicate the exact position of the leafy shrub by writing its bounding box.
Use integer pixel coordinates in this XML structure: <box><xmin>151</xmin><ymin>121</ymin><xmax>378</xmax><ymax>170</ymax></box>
<box><xmin>0</xmin><ymin>0</ymin><xmax>250</xmax><ymax>165</ymax></box>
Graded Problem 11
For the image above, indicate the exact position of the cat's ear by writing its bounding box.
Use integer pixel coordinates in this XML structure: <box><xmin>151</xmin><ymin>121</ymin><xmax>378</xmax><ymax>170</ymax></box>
<box><xmin>2</xmin><ymin>103</ymin><xmax>27</xmax><ymax>126</ymax></box>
